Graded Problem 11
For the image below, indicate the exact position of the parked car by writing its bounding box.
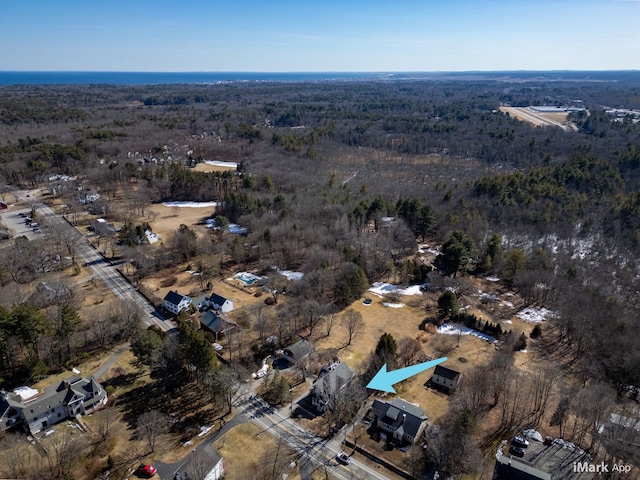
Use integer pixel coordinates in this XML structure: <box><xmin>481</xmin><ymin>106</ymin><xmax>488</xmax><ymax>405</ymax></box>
<box><xmin>512</xmin><ymin>435</ymin><xmax>529</xmax><ymax>449</ymax></box>
<box><xmin>336</xmin><ymin>452</ymin><xmax>351</xmax><ymax>465</ymax></box>
<box><xmin>509</xmin><ymin>445</ymin><xmax>525</xmax><ymax>457</ymax></box>
<box><xmin>136</xmin><ymin>464</ymin><xmax>157</xmax><ymax>477</ymax></box>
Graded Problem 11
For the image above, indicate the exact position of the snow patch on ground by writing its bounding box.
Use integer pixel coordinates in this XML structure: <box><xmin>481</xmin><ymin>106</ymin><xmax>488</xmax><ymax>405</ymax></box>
<box><xmin>516</xmin><ymin>307</ymin><xmax>558</xmax><ymax>324</ymax></box>
<box><xmin>368</xmin><ymin>282</ymin><xmax>423</xmax><ymax>297</ymax></box>
<box><xmin>417</xmin><ymin>244</ymin><xmax>440</xmax><ymax>255</ymax></box>
<box><xmin>163</xmin><ymin>201</ymin><xmax>220</xmax><ymax>208</ymax></box>
<box><xmin>203</xmin><ymin>160</ymin><xmax>238</xmax><ymax>168</ymax></box>
<box><xmin>383</xmin><ymin>303</ymin><xmax>405</xmax><ymax>308</ymax></box>
<box><xmin>276</xmin><ymin>268</ymin><xmax>304</xmax><ymax>281</ymax></box>
<box><xmin>437</xmin><ymin>323</ymin><xmax>499</xmax><ymax>343</ymax></box>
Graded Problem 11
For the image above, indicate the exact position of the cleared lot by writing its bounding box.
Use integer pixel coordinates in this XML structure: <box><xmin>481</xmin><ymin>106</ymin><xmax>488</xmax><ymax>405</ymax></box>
<box><xmin>499</xmin><ymin>106</ymin><xmax>577</xmax><ymax>131</ymax></box>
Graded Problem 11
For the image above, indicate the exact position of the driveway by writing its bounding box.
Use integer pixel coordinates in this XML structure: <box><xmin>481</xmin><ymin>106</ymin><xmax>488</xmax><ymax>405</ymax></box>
<box><xmin>155</xmin><ymin>414</ymin><xmax>246</xmax><ymax>480</ymax></box>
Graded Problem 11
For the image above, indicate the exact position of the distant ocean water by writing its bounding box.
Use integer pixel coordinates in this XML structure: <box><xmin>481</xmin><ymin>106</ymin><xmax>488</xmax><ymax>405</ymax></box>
<box><xmin>0</xmin><ymin>71</ymin><xmax>388</xmax><ymax>86</ymax></box>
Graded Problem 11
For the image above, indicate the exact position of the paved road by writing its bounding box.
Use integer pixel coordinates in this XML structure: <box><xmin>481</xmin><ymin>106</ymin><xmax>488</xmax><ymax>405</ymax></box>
<box><xmin>12</xmin><ymin>190</ymin><xmax>392</xmax><ymax>480</ymax></box>
<box><xmin>235</xmin><ymin>388</ymin><xmax>391</xmax><ymax>480</ymax></box>
<box><xmin>14</xmin><ymin>190</ymin><xmax>169</xmax><ymax>332</ymax></box>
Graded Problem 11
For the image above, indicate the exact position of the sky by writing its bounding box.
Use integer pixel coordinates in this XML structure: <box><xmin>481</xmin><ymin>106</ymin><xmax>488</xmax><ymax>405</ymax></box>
<box><xmin>1</xmin><ymin>0</ymin><xmax>639</xmax><ymax>72</ymax></box>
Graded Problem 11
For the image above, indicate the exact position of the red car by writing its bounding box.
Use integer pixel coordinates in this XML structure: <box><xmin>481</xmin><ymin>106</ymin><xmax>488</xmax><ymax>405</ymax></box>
<box><xmin>136</xmin><ymin>464</ymin><xmax>157</xmax><ymax>477</ymax></box>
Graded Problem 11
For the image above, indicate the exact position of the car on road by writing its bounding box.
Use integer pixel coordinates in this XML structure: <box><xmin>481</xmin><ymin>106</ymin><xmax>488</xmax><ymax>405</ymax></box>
<box><xmin>336</xmin><ymin>452</ymin><xmax>351</xmax><ymax>465</ymax></box>
<box><xmin>136</xmin><ymin>464</ymin><xmax>157</xmax><ymax>477</ymax></box>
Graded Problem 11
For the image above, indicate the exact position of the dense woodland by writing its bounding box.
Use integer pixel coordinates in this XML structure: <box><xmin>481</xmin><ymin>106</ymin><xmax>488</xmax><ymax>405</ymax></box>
<box><xmin>1</xmin><ymin>74</ymin><xmax>640</xmax><ymax>478</ymax></box>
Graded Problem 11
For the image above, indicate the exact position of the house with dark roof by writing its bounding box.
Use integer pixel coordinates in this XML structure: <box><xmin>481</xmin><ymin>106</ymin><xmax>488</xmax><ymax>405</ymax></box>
<box><xmin>163</xmin><ymin>290</ymin><xmax>192</xmax><ymax>315</ymax></box>
<box><xmin>0</xmin><ymin>392</ymin><xmax>25</xmax><ymax>431</ymax></box>
<box><xmin>0</xmin><ymin>377</ymin><xmax>106</xmax><ymax>434</ymax></box>
<box><xmin>92</xmin><ymin>218</ymin><xmax>116</xmax><ymax>237</ymax></box>
<box><xmin>311</xmin><ymin>362</ymin><xmax>356</xmax><ymax>412</ymax></box>
<box><xmin>432</xmin><ymin>364</ymin><xmax>462</xmax><ymax>392</ymax></box>
<box><xmin>371</xmin><ymin>397</ymin><xmax>428</xmax><ymax>445</ymax></box>
<box><xmin>208</xmin><ymin>292</ymin><xmax>234</xmax><ymax>313</ymax></box>
<box><xmin>199</xmin><ymin>310</ymin><xmax>238</xmax><ymax>339</ymax></box>
<box><xmin>279</xmin><ymin>339</ymin><xmax>313</xmax><ymax>365</ymax></box>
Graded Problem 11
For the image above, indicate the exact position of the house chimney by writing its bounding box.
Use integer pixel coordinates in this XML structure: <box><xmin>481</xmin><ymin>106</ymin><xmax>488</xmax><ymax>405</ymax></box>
<box><xmin>400</xmin><ymin>413</ymin><xmax>407</xmax><ymax>425</ymax></box>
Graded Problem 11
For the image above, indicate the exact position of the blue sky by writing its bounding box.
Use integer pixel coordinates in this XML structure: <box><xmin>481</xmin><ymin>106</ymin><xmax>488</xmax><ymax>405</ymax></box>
<box><xmin>1</xmin><ymin>0</ymin><xmax>638</xmax><ymax>71</ymax></box>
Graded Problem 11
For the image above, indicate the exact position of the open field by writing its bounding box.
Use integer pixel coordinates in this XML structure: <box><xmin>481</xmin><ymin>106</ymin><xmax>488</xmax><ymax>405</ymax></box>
<box><xmin>213</xmin><ymin>423</ymin><xmax>312</xmax><ymax>480</ymax></box>
<box><xmin>499</xmin><ymin>106</ymin><xmax>577</xmax><ymax>131</ymax></box>
<box><xmin>145</xmin><ymin>202</ymin><xmax>217</xmax><ymax>240</ymax></box>
<box><xmin>192</xmin><ymin>162</ymin><xmax>238</xmax><ymax>173</ymax></box>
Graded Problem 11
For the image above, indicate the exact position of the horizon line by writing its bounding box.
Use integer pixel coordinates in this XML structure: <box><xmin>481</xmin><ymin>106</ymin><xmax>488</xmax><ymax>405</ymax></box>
<box><xmin>2</xmin><ymin>69</ymin><xmax>640</xmax><ymax>74</ymax></box>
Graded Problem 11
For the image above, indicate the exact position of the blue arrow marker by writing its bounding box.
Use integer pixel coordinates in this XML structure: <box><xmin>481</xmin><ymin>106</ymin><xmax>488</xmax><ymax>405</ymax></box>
<box><xmin>366</xmin><ymin>357</ymin><xmax>448</xmax><ymax>393</ymax></box>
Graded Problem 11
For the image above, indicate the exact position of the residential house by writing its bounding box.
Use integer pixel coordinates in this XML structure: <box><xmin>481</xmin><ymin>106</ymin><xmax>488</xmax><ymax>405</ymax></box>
<box><xmin>92</xmin><ymin>218</ymin><xmax>116</xmax><ymax>237</ymax></box>
<box><xmin>175</xmin><ymin>443</ymin><xmax>224</xmax><ymax>480</ymax></box>
<box><xmin>371</xmin><ymin>397</ymin><xmax>428</xmax><ymax>445</ymax></box>
<box><xmin>0</xmin><ymin>377</ymin><xmax>107</xmax><ymax>434</ymax></box>
<box><xmin>208</xmin><ymin>292</ymin><xmax>234</xmax><ymax>313</ymax></box>
<box><xmin>76</xmin><ymin>192</ymin><xmax>100</xmax><ymax>204</ymax></box>
<box><xmin>311</xmin><ymin>362</ymin><xmax>356</xmax><ymax>412</ymax></box>
<box><xmin>144</xmin><ymin>229</ymin><xmax>161</xmax><ymax>244</ymax></box>
<box><xmin>431</xmin><ymin>364</ymin><xmax>462</xmax><ymax>392</ymax></box>
<box><xmin>163</xmin><ymin>291</ymin><xmax>192</xmax><ymax>315</ymax></box>
<box><xmin>0</xmin><ymin>392</ymin><xmax>24</xmax><ymax>431</ymax></box>
<box><xmin>199</xmin><ymin>310</ymin><xmax>238</xmax><ymax>340</ymax></box>
<box><xmin>279</xmin><ymin>339</ymin><xmax>313</xmax><ymax>365</ymax></box>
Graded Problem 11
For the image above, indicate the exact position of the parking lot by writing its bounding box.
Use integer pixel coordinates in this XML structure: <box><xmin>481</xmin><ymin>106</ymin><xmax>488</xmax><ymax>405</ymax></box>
<box><xmin>0</xmin><ymin>208</ymin><xmax>45</xmax><ymax>241</ymax></box>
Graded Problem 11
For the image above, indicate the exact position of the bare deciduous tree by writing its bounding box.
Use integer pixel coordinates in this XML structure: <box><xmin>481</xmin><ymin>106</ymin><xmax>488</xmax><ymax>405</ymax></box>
<box><xmin>397</xmin><ymin>337</ymin><xmax>422</xmax><ymax>367</ymax></box>
<box><xmin>94</xmin><ymin>406</ymin><xmax>119</xmax><ymax>442</ymax></box>
<box><xmin>136</xmin><ymin>409</ymin><xmax>168</xmax><ymax>453</ymax></box>
<box><xmin>342</xmin><ymin>309</ymin><xmax>364</xmax><ymax>347</ymax></box>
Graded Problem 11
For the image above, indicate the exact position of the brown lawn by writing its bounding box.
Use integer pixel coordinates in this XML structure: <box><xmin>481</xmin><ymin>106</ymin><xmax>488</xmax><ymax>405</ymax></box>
<box><xmin>213</xmin><ymin>423</ymin><xmax>328</xmax><ymax>480</ymax></box>
<box><xmin>145</xmin><ymin>202</ymin><xmax>216</xmax><ymax>241</ymax></box>
<box><xmin>192</xmin><ymin>162</ymin><xmax>237</xmax><ymax>173</ymax></box>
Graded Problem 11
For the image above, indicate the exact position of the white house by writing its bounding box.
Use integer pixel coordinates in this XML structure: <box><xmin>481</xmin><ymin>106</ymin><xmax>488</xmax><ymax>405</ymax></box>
<box><xmin>208</xmin><ymin>292</ymin><xmax>234</xmax><ymax>313</ymax></box>
<box><xmin>175</xmin><ymin>444</ymin><xmax>224</xmax><ymax>480</ymax></box>
<box><xmin>163</xmin><ymin>291</ymin><xmax>192</xmax><ymax>315</ymax></box>
<box><xmin>144</xmin><ymin>229</ymin><xmax>161</xmax><ymax>244</ymax></box>
<box><xmin>431</xmin><ymin>365</ymin><xmax>462</xmax><ymax>392</ymax></box>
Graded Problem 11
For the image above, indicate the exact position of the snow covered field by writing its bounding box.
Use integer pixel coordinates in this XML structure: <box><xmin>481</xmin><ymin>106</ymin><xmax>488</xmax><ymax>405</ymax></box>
<box><xmin>276</xmin><ymin>268</ymin><xmax>304</xmax><ymax>281</ymax></box>
<box><xmin>516</xmin><ymin>307</ymin><xmax>558</xmax><ymax>324</ymax></box>
<box><xmin>368</xmin><ymin>282</ymin><xmax>423</xmax><ymax>297</ymax></box>
<box><xmin>203</xmin><ymin>160</ymin><xmax>238</xmax><ymax>169</ymax></box>
<box><xmin>437</xmin><ymin>323</ymin><xmax>499</xmax><ymax>343</ymax></box>
<box><xmin>162</xmin><ymin>201</ymin><xmax>221</xmax><ymax>208</ymax></box>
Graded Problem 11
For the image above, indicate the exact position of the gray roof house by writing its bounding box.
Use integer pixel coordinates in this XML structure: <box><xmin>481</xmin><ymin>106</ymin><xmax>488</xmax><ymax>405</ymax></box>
<box><xmin>280</xmin><ymin>339</ymin><xmax>313</xmax><ymax>364</ymax></box>
<box><xmin>0</xmin><ymin>392</ymin><xmax>25</xmax><ymax>431</ymax></box>
<box><xmin>208</xmin><ymin>292</ymin><xmax>234</xmax><ymax>313</ymax></box>
<box><xmin>1</xmin><ymin>377</ymin><xmax>106</xmax><ymax>434</ymax></box>
<box><xmin>175</xmin><ymin>443</ymin><xmax>224</xmax><ymax>480</ymax></box>
<box><xmin>432</xmin><ymin>364</ymin><xmax>462</xmax><ymax>392</ymax></box>
<box><xmin>371</xmin><ymin>397</ymin><xmax>428</xmax><ymax>445</ymax></box>
<box><xmin>163</xmin><ymin>290</ymin><xmax>192</xmax><ymax>316</ymax></box>
<box><xmin>311</xmin><ymin>362</ymin><xmax>356</xmax><ymax>412</ymax></box>
<box><xmin>200</xmin><ymin>311</ymin><xmax>238</xmax><ymax>339</ymax></box>
<box><xmin>92</xmin><ymin>218</ymin><xmax>116</xmax><ymax>237</ymax></box>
